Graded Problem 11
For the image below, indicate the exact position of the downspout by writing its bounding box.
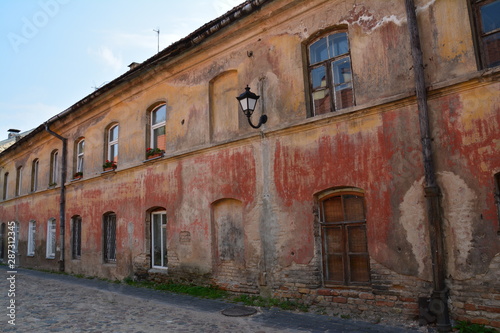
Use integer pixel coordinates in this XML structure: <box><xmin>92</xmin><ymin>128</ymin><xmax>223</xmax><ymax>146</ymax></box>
<box><xmin>404</xmin><ymin>1</ymin><xmax>451</xmax><ymax>331</ymax></box>
<box><xmin>44</xmin><ymin>123</ymin><xmax>67</xmax><ymax>272</ymax></box>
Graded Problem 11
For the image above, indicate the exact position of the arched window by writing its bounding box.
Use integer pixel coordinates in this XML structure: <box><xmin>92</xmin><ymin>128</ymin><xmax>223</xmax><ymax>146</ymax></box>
<box><xmin>50</xmin><ymin>150</ymin><xmax>59</xmax><ymax>185</ymax></box>
<box><xmin>31</xmin><ymin>159</ymin><xmax>39</xmax><ymax>192</ymax></box>
<box><xmin>76</xmin><ymin>139</ymin><xmax>85</xmax><ymax>176</ymax></box>
<box><xmin>319</xmin><ymin>190</ymin><xmax>369</xmax><ymax>285</ymax></box>
<box><xmin>308</xmin><ymin>30</ymin><xmax>355</xmax><ymax>116</ymax></box>
<box><xmin>15</xmin><ymin>166</ymin><xmax>22</xmax><ymax>196</ymax></box>
<box><xmin>103</xmin><ymin>212</ymin><xmax>116</xmax><ymax>263</ymax></box>
<box><xmin>2</xmin><ymin>172</ymin><xmax>9</xmax><ymax>200</ymax></box>
<box><xmin>106</xmin><ymin>124</ymin><xmax>119</xmax><ymax>163</ymax></box>
<box><xmin>151</xmin><ymin>209</ymin><xmax>167</xmax><ymax>268</ymax></box>
<box><xmin>150</xmin><ymin>104</ymin><xmax>166</xmax><ymax>152</ymax></box>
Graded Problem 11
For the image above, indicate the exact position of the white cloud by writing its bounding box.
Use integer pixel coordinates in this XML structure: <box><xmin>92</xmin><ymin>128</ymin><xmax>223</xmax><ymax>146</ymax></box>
<box><xmin>88</xmin><ymin>46</ymin><xmax>123</xmax><ymax>72</ymax></box>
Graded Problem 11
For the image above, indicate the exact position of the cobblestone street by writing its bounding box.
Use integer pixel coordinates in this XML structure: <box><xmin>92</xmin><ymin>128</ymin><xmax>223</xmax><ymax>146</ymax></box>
<box><xmin>0</xmin><ymin>266</ymin><xmax>430</xmax><ymax>332</ymax></box>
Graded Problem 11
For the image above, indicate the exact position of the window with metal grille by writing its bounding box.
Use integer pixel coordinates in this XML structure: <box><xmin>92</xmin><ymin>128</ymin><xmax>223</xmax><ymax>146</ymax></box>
<box><xmin>72</xmin><ymin>216</ymin><xmax>82</xmax><ymax>259</ymax></box>
<box><xmin>308</xmin><ymin>30</ymin><xmax>355</xmax><ymax>116</ymax></box>
<box><xmin>103</xmin><ymin>213</ymin><xmax>116</xmax><ymax>263</ymax></box>
<box><xmin>27</xmin><ymin>220</ymin><xmax>36</xmax><ymax>256</ymax></box>
<box><xmin>151</xmin><ymin>211</ymin><xmax>167</xmax><ymax>268</ymax></box>
<box><xmin>471</xmin><ymin>0</ymin><xmax>500</xmax><ymax>68</ymax></box>
<box><xmin>320</xmin><ymin>192</ymin><xmax>370</xmax><ymax>285</ymax></box>
<box><xmin>46</xmin><ymin>219</ymin><xmax>56</xmax><ymax>259</ymax></box>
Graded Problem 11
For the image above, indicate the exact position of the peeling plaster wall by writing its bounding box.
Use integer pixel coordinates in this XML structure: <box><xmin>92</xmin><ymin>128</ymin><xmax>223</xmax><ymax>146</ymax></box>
<box><xmin>1</xmin><ymin>0</ymin><xmax>499</xmax><ymax>325</ymax></box>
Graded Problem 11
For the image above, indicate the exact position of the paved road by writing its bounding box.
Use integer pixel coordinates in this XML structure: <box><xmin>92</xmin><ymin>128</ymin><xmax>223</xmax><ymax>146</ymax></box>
<box><xmin>0</xmin><ymin>266</ymin><xmax>429</xmax><ymax>332</ymax></box>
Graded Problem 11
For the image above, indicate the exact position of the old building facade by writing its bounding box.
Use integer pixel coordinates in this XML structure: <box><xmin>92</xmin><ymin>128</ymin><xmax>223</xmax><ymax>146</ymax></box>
<box><xmin>1</xmin><ymin>0</ymin><xmax>499</xmax><ymax>329</ymax></box>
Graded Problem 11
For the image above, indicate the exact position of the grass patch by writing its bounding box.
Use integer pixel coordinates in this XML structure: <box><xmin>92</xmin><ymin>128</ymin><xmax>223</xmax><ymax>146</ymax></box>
<box><xmin>232</xmin><ymin>294</ymin><xmax>309</xmax><ymax>312</ymax></box>
<box><xmin>123</xmin><ymin>278</ymin><xmax>228</xmax><ymax>300</ymax></box>
<box><xmin>454</xmin><ymin>321</ymin><xmax>498</xmax><ymax>333</ymax></box>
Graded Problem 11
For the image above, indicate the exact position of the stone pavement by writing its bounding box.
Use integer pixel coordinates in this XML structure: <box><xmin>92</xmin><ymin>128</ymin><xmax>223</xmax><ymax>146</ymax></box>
<box><xmin>0</xmin><ymin>266</ymin><xmax>431</xmax><ymax>332</ymax></box>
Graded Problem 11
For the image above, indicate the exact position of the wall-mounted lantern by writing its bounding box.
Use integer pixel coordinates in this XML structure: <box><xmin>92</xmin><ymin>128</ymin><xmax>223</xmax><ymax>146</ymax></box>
<box><xmin>236</xmin><ymin>85</ymin><xmax>267</xmax><ymax>129</ymax></box>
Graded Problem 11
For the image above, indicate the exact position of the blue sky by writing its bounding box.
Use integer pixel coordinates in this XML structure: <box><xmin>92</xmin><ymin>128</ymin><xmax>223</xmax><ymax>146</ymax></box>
<box><xmin>0</xmin><ymin>0</ymin><xmax>243</xmax><ymax>139</ymax></box>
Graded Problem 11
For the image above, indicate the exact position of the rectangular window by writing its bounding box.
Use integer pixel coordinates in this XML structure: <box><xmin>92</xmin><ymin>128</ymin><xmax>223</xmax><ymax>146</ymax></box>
<box><xmin>152</xmin><ymin>211</ymin><xmax>167</xmax><ymax>268</ymax></box>
<box><xmin>72</xmin><ymin>216</ymin><xmax>82</xmax><ymax>259</ymax></box>
<box><xmin>27</xmin><ymin>221</ymin><xmax>36</xmax><ymax>256</ymax></box>
<box><xmin>472</xmin><ymin>0</ymin><xmax>500</xmax><ymax>68</ymax></box>
<box><xmin>46</xmin><ymin>219</ymin><xmax>56</xmax><ymax>259</ymax></box>
<box><xmin>103</xmin><ymin>213</ymin><xmax>116</xmax><ymax>263</ymax></box>
<box><xmin>321</xmin><ymin>193</ymin><xmax>370</xmax><ymax>285</ymax></box>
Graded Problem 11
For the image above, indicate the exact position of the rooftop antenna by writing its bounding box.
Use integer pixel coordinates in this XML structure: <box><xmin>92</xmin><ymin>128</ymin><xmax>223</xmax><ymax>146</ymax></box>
<box><xmin>153</xmin><ymin>28</ymin><xmax>160</xmax><ymax>53</ymax></box>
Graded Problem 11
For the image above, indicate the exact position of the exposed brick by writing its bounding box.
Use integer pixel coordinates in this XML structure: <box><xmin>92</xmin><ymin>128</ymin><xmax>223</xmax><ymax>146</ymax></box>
<box><xmin>317</xmin><ymin>289</ymin><xmax>333</xmax><ymax>296</ymax></box>
<box><xmin>359</xmin><ymin>292</ymin><xmax>375</xmax><ymax>300</ymax></box>
<box><xmin>478</xmin><ymin>305</ymin><xmax>500</xmax><ymax>313</ymax></box>
<box><xmin>403</xmin><ymin>303</ymin><xmax>418</xmax><ymax>310</ymax></box>
<box><xmin>399</xmin><ymin>296</ymin><xmax>417</xmax><ymax>303</ymax></box>
<box><xmin>464</xmin><ymin>303</ymin><xmax>477</xmax><ymax>311</ymax></box>
<box><xmin>333</xmin><ymin>297</ymin><xmax>348</xmax><ymax>304</ymax></box>
<box><xmin>298</xmin><ymin>288</ymin><xmax>309</xmax><ymax>294</ymax></box>
<box><xmin>376</xmin><ymin>301</ymin><xmax>395</xmax><ymax>307</ymax></box>
<box><xmin>470</xmin><ymin>318</ymin><xmax>490</xmax><ymax>326</ymax></box>
<box><xmin>490</xmin><ymin>321</ymin><xmax>500</xmax><ymax>328</ymax></box>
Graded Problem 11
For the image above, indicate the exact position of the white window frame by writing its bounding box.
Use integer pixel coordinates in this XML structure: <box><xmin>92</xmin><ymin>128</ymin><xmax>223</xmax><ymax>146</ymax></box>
<box><xmin>76</xmin><ymin>139</ymin><xmax>85</xmax><ymax>174</ymax></box>
<box><xmin>46</xmin><ymin>219</ymin><xmax>56</xmax><ymax>259</ymax></box>
<box><xmin>27</xmin><ymin>220</ymin><xmax>36</xmax><ymax>256</ymax></box>
<box><xmin>151</xmin><ymin>211</ymin><xmax>167</xmax><ymax>268</ymax></box>
<box><xmin>150</xmin><ymin>105</ymin><xmax>166</xmax><ymax>150</ymax></box>
<box><xmin>107</xmin><ymin>124</ymin><xmax>119</xmax><ymax>162</ymax></box>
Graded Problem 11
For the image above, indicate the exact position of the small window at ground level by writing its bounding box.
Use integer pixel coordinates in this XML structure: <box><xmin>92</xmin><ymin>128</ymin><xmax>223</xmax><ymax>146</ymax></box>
<box><xmin>72</xmin><ymin>216</ymin><xmax>82</xmax><ymax>259</ymax></box>
<box><xmin>151</xmin><ymin>211</ymin><xmax>167</xmax><ymax>268</ymax></box>
<box><xmin>320</xmin><ymin>192</ymin><xmax>370</xmax><ymax>285</ymax></box>
<box><xmin>308</xmin><ymin>31</ymin><xmax>355</xmax><ymax>116</ymax></box>
<box><xmin>46</xmin><ymin>219</ymin><xmax>56</xmax><ymax>259</ymax></box>
<box><xmin>27</xmin><ymin>220</ymin><xmax>36</xmax><ymax>256</ymax></box>
<box><xmin>103</xmin><ymin>213</ymin><xmax>116</xmax><ymax>263</ymax></box>
<box><xmin>472</xmin><ymin>0</ymin><xmax>500</xmax><ymax>68</ymax></box>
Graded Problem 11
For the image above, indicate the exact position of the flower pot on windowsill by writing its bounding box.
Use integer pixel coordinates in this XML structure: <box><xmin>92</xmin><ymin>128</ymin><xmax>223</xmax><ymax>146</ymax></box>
<box><xmin>73</xmin><ymin>172</ymin><xmax>83</xmax><ymax>180</ymax></box>
<box><xmin>147</xmin><ymin>153</ymin><xmax>163</xmax><ymax>160</ymax></box>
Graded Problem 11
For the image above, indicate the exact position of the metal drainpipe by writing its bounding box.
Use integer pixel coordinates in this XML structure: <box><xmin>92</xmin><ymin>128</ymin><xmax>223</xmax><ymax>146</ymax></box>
<box><xmin>404</xmin><ymin>0</ymin><xmax>451</xmax><ymax>331</ymax></box>
<box><xmin>44</xmin><ymin>123</ymin><xmax>67</xmax><ymax>272</ymax></box>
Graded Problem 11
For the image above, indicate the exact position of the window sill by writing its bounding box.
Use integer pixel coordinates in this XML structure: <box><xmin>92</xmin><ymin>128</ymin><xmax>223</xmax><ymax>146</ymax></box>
<box><xmin>148</xmin><ymin>267</ymin><xmax>168</xmax><ymax>274</ymax></box>
<box><xmin>101</xmin><ymin>169</ymin><xmax>117</xmax><ymax>175</ymax></box>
